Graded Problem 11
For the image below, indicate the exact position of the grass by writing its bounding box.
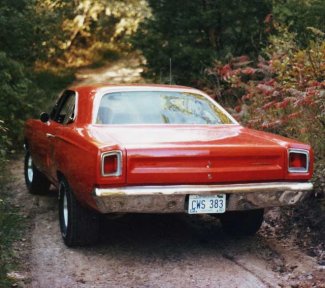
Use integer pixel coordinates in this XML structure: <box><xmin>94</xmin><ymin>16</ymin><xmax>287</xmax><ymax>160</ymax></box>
<box><xmin>0</xmin><ymin>162</ymin><xmax>24</xmax><ymax>287</ymax></box>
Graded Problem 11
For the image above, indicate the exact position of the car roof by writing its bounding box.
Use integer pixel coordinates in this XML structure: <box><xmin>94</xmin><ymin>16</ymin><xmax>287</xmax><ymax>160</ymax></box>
<box><xmin>67</xmin><ymin>84</ymin><xmax>216</xmax><ymax>125</ymax></box>
<box><xmin>69</xmin><ymin>83</ymin><xmax>200</xmax><ymax>95</ymax></box>
<box><xmin>63</xmin><ymin>83</ymin><xmax>239</xmax><ymax>126</ymax></box>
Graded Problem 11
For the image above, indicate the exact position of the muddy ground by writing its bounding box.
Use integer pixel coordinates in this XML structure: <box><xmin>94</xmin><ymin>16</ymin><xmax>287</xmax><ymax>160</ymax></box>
<box><xmin>6</xmin><ymin>158</ymin><xmax>325</xmax><ymax>288</ymax></box>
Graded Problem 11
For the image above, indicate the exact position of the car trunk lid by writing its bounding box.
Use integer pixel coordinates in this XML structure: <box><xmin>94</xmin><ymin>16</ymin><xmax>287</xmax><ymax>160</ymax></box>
<box><xmin>90</xmin><ymin>125</ymin><xmax>286</xmax><ymax>184</ymax></box>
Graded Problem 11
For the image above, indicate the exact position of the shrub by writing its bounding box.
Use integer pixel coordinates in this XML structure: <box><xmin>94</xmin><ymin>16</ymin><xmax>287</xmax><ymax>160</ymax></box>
<box><xmin>205</xmin><ymin>25</ymin><xmax>325</xmax><ymax>159</ymax></box>
<box><xmin>0</xmin><ymin>121</ymin><xmax>8</xmax><ymax>182</ymax></box>
<box><xmin>0</xmin><ymin>52</ymin><xmax>47</xmax><ymax>151</ymax></box>
<box><xmin>0</xmin><ymin>199</ymin><xmax>23</xmax><ymax>288</ymax></box>
<box><xmin>0</xmin><ymin>121</ymin><xmax>23</xmax><ymax>287</ymax></box>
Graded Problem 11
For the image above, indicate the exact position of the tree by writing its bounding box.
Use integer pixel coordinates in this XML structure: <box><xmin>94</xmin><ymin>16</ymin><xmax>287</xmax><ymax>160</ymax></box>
<box><xmin>0</xmin><ymin>0</ymin><xmax>40</xmax><ymax>64</ymax></box>
<box><xmin>133</xmin><ymin>0</ymin><xmax>272</xmax><ymax>85</ymax></box>
<box><xmin>0</xmin><ymin>0</ymin><xmax>50</xmax><ymax>151</ymax></box>
<box><xmin>34</xmin><ymin>0</ymin><xmax>150</xmax><ymax>67</ymax></box>
<box><xmin>0</xmin><ymin>52</ymin><xmax>44</xmax><ymax>146</ymax></box>
<box><xmin>272</xmin><ymin>0</ymin><xmax>325</xmax><ymax>46</ymax></box>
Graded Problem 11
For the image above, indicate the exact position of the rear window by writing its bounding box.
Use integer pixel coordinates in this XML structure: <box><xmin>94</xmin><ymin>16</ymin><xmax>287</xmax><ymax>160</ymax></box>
<box><xmin>95</xmin><ymin>91</ymin><xmax>233</xmax><ymax>125</ymax></box>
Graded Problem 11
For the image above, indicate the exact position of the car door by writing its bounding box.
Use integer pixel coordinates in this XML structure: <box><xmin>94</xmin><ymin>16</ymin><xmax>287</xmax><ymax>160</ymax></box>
<box><xmin>29</xmin><ymin>93</ymin><xmax>67</xmax><ymax>174</ymax></box>
<box><xmin>46</xmin><ymin>90</ymin><xmax>77</xmax><ymax>183</ymax></box>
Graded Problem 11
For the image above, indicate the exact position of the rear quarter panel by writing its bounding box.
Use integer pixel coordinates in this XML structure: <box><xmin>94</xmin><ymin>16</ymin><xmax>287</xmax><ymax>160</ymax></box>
<box><xmin>54</xmin><ymin>126</ymin><xmax>100</xmax><ymax>210</ymax></box>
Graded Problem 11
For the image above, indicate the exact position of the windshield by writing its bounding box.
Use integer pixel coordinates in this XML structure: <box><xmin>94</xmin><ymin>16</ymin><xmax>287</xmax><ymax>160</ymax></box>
<box><xmin>95</xmin><ymin>91</ymin><xmax>233</xmax><ymax>125</ymax></box>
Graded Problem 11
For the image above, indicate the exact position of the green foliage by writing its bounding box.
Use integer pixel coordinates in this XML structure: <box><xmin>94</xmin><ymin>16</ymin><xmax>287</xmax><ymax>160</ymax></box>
<box><xmin>0</xmin><ymin>197</ymin><xmax>23</xmax><ymax>288</ymax></box>
<box><xmin>34</xmin><ymin>0</ymin><xmax>150</xmax><ymax>68</ymax></box>
<box><xmin>0</xmin><ymin>0</ymin><xmax>50</xmax><ymax>65</ymax></box>
<box><xmin>272</xmin><ymin>0</ymin><xmax>325</xmax><ymax>46</ymax></box>
<box><xmin>32</xmin><ymin>69</ymin><xmax>76</xmax><ymax>108</ymax></box>
<box><xmin>0</xmin><ymin>52</ymin><xmax>45</xmax><ymax>149</ymax></box>
<box><xmin>205</xmin><ymin>26</ymin><xmax>325</xmax><ymax>159</ymax></box>
<box><xmin>0</xmin><ymin>0</ymin><xmax>63</xmax><ymax>153</ymax></box>
<box><xmin>0</xmin><ymin>140</ymin><xmax>22</xmax><ymax>287</ymax></box>
<box><xmin>133</xmin><ymin>0</ymin><xmax>272</xmax><ymax>85</ymax></box>
<box><xmin>0</xmin><ymin>0</ymin><xmax>32</xmax><ymax>63</ymax></box>
<box><xmin>0</xmin><ymin>0</ymin><xmax>149</xmax><ymax>70</ymax></box>
<box><xmin>0</xmin><ymin>121</ymin><xmax>8</xmax><ymax>184</ymax></box>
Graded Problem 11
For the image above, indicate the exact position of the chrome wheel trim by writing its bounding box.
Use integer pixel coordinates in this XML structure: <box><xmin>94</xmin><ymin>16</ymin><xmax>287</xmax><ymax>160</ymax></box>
<box><xmin>63</xmin><ymin>188</ymin><xmax>68</xmax><ymax>228</ymax></box>
<box><xmin>27</xmin><ymin>156</ymin><xmax>33</xmax><ymax>183</ymax></box>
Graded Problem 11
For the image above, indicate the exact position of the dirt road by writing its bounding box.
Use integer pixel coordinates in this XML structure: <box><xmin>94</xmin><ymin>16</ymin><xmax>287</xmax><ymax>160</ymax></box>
<box><xmin>8</xmin><ymin>56</ymin><xmax>324</xmax><ymax>287</ymax></box>
<box><xmin>8</xmin><ymin>158</ymin><xmax>324</xmax><ymax>288</ymax></box>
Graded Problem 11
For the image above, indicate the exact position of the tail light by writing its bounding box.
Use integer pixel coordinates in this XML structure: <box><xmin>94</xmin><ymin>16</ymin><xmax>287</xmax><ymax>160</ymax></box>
<box><xmin>288</xmin><ymin>149</ymin><xmax>309</xmax><ymax>173</ymax></box>
<box><xmin>101</xmin><ymin>151</ymin><xmax>122</xmax><ymax>176</ymax></box>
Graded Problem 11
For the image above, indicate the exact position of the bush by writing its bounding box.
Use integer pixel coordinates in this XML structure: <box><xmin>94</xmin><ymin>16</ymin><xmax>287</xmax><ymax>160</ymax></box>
<box><xmin>0</xmin><ymin>52</ymin><xmax>46</xmax><ymax>150</ymax></box>
<box><xmin>0</xmin><ymin>121</ymin><xmax>8</xmax><ymax>183</ymax></box>
<box><xmin>0</xmin><ymin>199</ymin><xmax>23</xmax><ymax>288</ymax></box>
<box><xmin>0</xmin><ymin>122</ymin><xmax>22</xmax><ymax>288</ymax></box>
<box><xmin>205</xmin><ymin>25</ymin><xmax>325</xmax><ymax>159</ymax></box>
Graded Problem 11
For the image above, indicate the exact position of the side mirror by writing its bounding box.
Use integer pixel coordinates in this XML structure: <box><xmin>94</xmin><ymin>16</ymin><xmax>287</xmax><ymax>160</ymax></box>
<box><xmin>40</xmin><ymin>112</ymin><xmax>50</xmax><ymax>123</ymax></box>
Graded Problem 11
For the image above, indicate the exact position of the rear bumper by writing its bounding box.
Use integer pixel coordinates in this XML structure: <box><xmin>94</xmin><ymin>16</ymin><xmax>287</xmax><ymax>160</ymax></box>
<box><xmin>93</xmin><ymin>182</ymin><xmax>313</xmax><ymax>213</ymax></box>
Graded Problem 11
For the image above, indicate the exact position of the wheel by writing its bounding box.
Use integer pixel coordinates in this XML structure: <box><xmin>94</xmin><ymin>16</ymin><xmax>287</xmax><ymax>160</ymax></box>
<box><xmin>24</xmin><ymin>150</ymin><xmax>50</xmax><ymax>194</ymax></box>
<box><xmin>220</xmin><ymin>209</ymin><xmax>264</xmax><ymax>236</ymax></box>
<box><xmin>58</xmin><ymin>177</ymin><xmax>100</xmax><ymax>247</ymax></box>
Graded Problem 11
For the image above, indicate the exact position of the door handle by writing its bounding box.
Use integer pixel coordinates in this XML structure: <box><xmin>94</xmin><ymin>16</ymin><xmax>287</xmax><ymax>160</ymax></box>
<box><xmin>46</xmin><ymin>133</ymin><xmax>55</xmax><ymax>138</ymax></box>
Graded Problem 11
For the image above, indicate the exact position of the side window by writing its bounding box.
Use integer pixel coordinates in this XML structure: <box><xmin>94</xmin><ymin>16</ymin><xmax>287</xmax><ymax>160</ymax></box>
<box><xmin>50</xmin><ymin>93</ymin><xmax>65</xmax><ymax>120</ymax></box>
<box><xmin>51</xmin><ymin>91</ymin><xmax>76</xmax><ymax>124</ymax></box>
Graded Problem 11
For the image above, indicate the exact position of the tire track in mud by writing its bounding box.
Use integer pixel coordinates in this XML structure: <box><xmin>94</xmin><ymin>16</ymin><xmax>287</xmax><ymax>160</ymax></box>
<box><xmin>221</xmin><ymin>253</ymin><xmax>274</xmax><ymax>288</ymax></box>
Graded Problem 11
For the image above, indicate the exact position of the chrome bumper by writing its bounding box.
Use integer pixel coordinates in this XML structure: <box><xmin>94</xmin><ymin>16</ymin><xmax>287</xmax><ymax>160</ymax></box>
<box><xmin>93</xmin><ymin>182</ymin><xmax>313</xmax><ymax>213</ymax></box>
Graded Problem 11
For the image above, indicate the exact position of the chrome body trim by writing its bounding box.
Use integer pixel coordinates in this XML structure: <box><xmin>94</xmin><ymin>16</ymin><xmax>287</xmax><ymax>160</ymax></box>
<box><xmin>288</xmin><ymin>148</ymin><xmax>309</xmax><ymax>173</ymax></box>
<box><xmin>101</xmin><ymin>150</ymin><xmax>123</xmax><ymax>177</ymax></box>
<box><xmin>93</xmin><ymin>182</ymin><xmax>313</xmax><ymax>213</ymax></box>
<box><xmin>46</xmin><ymin>133</ymin><xmax>55</xmax><ymax>138</ymax></box>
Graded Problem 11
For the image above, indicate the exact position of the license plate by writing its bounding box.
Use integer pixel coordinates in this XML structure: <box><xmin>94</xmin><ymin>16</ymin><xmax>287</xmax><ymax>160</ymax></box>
<box><xmin>188</xmin><ymin>194</ymin><xmax>226</xmax><ymax>214</ymax></box>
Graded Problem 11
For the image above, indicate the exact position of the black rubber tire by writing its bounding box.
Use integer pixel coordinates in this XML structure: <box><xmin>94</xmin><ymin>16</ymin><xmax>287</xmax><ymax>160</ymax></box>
<box><xmin>220</xmin><ymin>209</ymin><xmax>264</xmax><ymax>236</ymax></box>
<box><xmin>24</xmin><ymin>150</ymin><xmax>50</xmax><ymax>195</ymax></box>
<box><xmin>58</xmin><ymin>177</ymin><xmax>100</xmax><ymax>247</ymax></box>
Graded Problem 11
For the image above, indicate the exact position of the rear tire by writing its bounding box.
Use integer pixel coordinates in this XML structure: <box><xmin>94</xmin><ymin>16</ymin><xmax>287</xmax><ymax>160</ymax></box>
<box><xmin>58</xmin><ymin>177</ymin><xmax>100</xmax><ymax>247</ymax></box>
<box><xmin>220</xmin><ymin>209</ymin><xmax>264</xmax><ymax>236</ymax></box>
<box><xmin>24</xmin><ymin>150</ymin><xmax>50</xmax><ymax>195</ymax></box>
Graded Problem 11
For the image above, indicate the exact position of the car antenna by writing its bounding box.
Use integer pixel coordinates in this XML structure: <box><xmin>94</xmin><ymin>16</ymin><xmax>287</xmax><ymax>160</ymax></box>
<box><xmin>169</xmin><ymin>58</ymin><xmax>172</xmax><ymax>85</ymax></box>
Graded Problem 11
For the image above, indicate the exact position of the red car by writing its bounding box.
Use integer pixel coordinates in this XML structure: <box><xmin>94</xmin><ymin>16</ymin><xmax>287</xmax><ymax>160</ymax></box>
<box><xmin>24</xmin><ymin>84</ymin><xmax>313</xmax><ymax>246</ymax></box>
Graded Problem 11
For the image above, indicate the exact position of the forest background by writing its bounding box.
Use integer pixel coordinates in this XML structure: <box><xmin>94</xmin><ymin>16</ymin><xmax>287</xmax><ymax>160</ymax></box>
<box><xmin>0</xmin><ymin>0</ymin><xmax>324</xmax><ymax>286</ymax></box>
